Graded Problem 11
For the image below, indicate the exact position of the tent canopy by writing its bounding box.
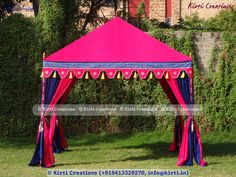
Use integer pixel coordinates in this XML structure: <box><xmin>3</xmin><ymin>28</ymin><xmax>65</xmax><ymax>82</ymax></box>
<box><xmin>43</xmin><ymin>17</ymin><xmax>192</xmax><ymax>79</ymax></box>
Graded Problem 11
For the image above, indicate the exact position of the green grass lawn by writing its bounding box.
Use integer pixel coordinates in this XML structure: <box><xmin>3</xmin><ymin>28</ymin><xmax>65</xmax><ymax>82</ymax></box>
<box><xmin>0</xmin><ymin>130</ymin><xmax>236</xmax><ymax>177</ymax></box>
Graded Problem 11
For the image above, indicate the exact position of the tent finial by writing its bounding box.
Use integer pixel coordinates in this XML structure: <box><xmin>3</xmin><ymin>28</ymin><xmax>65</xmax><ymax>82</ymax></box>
<box><xmin>40</xmin><ymin>72</ymin><xmax>44</xmax><ymax>78</ymax></box>
<box><xmin>43</xmin><ymin>52</ymin><xmax>46</xmax><ymax>59</ymax></box>
<box><xmin>189</xmin><ymin>52</ymin><xmax>192</xmax><ymax>58</ymax></box>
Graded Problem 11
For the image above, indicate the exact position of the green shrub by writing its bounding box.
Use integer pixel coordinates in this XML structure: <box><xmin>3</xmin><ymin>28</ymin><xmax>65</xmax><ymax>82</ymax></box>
<box><xmin>0</xmin><ymin>14</ymin><xmax>41</xmax><ymax>136</ymax></box>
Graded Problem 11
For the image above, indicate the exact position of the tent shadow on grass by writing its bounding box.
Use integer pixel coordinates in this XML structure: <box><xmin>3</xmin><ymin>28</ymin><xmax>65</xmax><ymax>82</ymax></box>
<box><xmin>0</xmin><ymin>137</ymin><xmax>34</xmax><ymax>149</ymax></box>
<box><xmin>56</xmin><ymin>141</ymin><xmax>236</xmax><ymax>166</ymax></box>
<box><xmin>69</xmin><ymin>133</ymin><xmax>133</xmax><ymax>146</ymax></box>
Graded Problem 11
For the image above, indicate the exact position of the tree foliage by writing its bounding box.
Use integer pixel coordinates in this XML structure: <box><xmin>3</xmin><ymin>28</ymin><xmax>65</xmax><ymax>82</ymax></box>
<box><xmin>0</xmin><ymin>3</ymin><xmax>236</xmax><ymax>136</ymax></box>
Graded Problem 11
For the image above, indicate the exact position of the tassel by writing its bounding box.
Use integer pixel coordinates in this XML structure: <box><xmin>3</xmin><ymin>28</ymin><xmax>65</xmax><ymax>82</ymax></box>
<box><xmin>133</xmin><ymin>71</ymin><xmax>138</xmax><ymax>79</ymax></box>
<box><xmin>85</xmin><ymin>71</ymin><xmax>89</xmax><ymax>79</ymax></box>
<box><xmin>149</xmin><ymin>71</ymin><xmax>153</xmax><ymax>79</ymax></box>
<box><xmin>53</xmin><ymin>71</ymin><xmax>57</xmax><ymax>78</ymax></box>
<box><xmin>180</xmin><ymin>71</ymin><xmax>185</xmax><ymax>78</ymax></box>
<box><xmin>43</xmin><ymin>52</ymin><xmax>46</xmax><ymax>58</ymax></box>
<box><xmin>117</xmin><ymin>71</ymin><xmax>121</xmax><ymax>79</ymax></box>
<box><xmin>191</xmin><ymin>120</ymin><xmax>194</xmax><ymax>132</ymax></box>
<box><xmin>40</xmin><ymin>72</ymin><xmax>44</xmax><ymax>78</ymax></box>
<box><xmin>165</xmin><ymin>72</ymin><xmax>169</xmax><ymax>80</ymax></box>
<box><xmin>69</xmin><ymin>71</ymin><xmax>73</xmax><ymax>79</ymax></box>
<box><xmin>101</xmin><ymin>72</ymin><xmax>105</xmax><ymax>80</ymax></box>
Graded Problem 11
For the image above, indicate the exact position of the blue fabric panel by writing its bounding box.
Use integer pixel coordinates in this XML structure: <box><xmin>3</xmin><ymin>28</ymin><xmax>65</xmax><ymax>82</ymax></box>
<box><xmin>193</xmin><ymin>130</ymin><xmax>201</xmax><ymax>165</ymax></box>
<box><xmin>44</xmin><ymin>78</ymin><xmax>51</xmax><ymax>104</ymax></box>
<box><xmin>44</xmin><ymin>77</ymin><xmax>60</xmax><ymax>105</ymax></box>
<box><xmin>179</xmin><ymin>118</ymin><xmax>183</xmax><ymax>150</ymax></box>
<box><xmin>28</xmin><ymin>131</ymin><xmax>44</xmax><ymax>166</ymax></box>
<box><xmin>177</xmin><ymin>76</ymin><xmax>193</xmax><ymax>115</ymax></box>
<box><xmin>39</xmin><ymin>131</ymin><xmax>44</xmax><ymax>162</ymax></box>
<box><xmin>43</xmin><ymin>61</ymin><xmax>192</xmax><ymax>69</ymax></box>
<box><xmin>53</xmin><ymin>126</ymin><xmax>64</xmax><ymax>153</ymax></box>
<box><xmin>185</xmin><ymin>121</ymin><xmax>193</xmax><ymax>166</ymax></box>
<box><xmin>177</xmin><ymin>77</ymin><xmax>191</xmax><ymax>104</ymax></box>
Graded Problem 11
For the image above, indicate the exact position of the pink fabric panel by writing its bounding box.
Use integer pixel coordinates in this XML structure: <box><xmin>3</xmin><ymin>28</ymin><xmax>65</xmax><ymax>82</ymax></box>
<box><xmin>55</xmin><ymin>78</ymin><xmax>77</xmax><ymax>149</ymax></box>
<box><xmin>168</xmin><ymin>115</ymin><xmax>184</xmax><ymax>152</ymax></box>
<box><xmin>158</xmin><ymin>78</ymin><xmax>178</xmax><ymax>104</ymax></box>
<box><xmin>47</xmin><ymin>77</ymin><xmax>76</xmax><ymax>150</ymax></box>
<box><xmin>59</xmin><ymin>78</ymin><xmax>77</xmax><ymax>104</ymax></box>
<box><xmin>49</xmin><ymin>114</ymin><xmax>57</xmax><ymax>151</ymax></box>
<box><xmin>159</xmin><ymin>78</ymin><xmax>184</xmax><ymax>152</ymax></box>
<box><xmin>44</xmin><ymin>18</ymin><xmax>191</xmax><ymax>63</ymax></box>
<box><xmin>49</xmin><ymin>114</ymin><xmax>68</xmax><ymax>149</ymax></box>
<box><xmin>166</xmin><ymin>77</ymin><xmax>191</xmax><ymax>117</ymax></box>
<box><xmin>177</xmin><ymin>118</ymin><xmax>191</xmax><ymax>166</ymax></box>
<box><xmin>57</xmin><ymin>117</ymin><xmax>68</xmax><ymax>149</ymax></box>
<box><xmin>45</xmin><ymin>78</ymin><xmax>75</xmax><ymax>114</ymax></box>
<box><xmin>43</xmin><ymin>118</ymin><xmax>55</xmax><ymax>167</ymax></box>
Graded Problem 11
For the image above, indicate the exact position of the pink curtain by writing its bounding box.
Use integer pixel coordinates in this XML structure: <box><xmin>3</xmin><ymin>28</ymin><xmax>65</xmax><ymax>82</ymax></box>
<box><xmin>166</xmin><ymin>77</ymin><xmax>191</xmax><ymax>116</ymax></box>
<box><xmin>39</xmin><ymin>77</ymin><xmax>76</xmax><ymax>167</ymax></box>
<box><xmin>48</xmin><ymin>78</ymin><xmax>77</xmax><ymax>151</ymax></box>
<box><xmin>165</xmin><ymin>76</ymin><xmax>207</xmax><ymax>166</ymax></box>
<box><xmin>159</xmin><ymin>78</ymin><xmax>184</xmax><ymax>151</ymax></box>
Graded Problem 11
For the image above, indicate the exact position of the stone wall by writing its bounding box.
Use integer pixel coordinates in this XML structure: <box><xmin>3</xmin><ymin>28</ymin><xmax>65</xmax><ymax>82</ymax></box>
<box><xmin>174</xmin><ymin>31</ymin><xmax>221</xmax><ymax>72</ymax></box>
<box><xmin>13</xmin><ymin>1</ymin><xmax>34</xmax><ymax>17</ymax></box>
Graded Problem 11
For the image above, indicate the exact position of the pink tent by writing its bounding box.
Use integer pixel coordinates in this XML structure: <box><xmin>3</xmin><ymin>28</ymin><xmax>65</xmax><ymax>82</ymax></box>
<box><xmin>29</xmin><ymin>17</ymin><xmax>207</xmax><ymax>167</ymax></box>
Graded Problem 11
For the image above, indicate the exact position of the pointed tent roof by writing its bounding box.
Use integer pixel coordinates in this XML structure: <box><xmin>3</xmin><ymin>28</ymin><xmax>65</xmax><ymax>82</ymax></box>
<box><xmin>44</xmin><ymin>17</ymin><xmax>191</xmax><ymax>63</ymax></box>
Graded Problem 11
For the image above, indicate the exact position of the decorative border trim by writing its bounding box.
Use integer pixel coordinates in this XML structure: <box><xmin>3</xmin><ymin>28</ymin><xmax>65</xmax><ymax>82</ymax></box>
<box><xmin>43</xmin><ymin>61</ymin><xmax>192</xmax><ymax>69</ymax></box>
<box><xmin>42</xmin><ymin>68</ymin><xmax>193</xmax><ymax>79</ymax></box>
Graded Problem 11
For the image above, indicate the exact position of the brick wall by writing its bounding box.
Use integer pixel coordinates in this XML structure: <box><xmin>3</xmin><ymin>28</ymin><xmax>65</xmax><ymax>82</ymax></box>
<box><xmin>149</xmin><ymin>0</ymin><xmax>166</xmax><ymax>21</ymax></box>
<box><xmin>149</xmin><ymin>0</ymin><xmax>235</xmax><ymax>24</ymax></box>
<box><xmin>171</xmin><ymin>0</ymin><xmax>180</xmax><ymax>24</ymax></box>
<box><xmin>181</xmin><ymin>0</ymin><xmax>235</xmax><ymax>19</ymax></box>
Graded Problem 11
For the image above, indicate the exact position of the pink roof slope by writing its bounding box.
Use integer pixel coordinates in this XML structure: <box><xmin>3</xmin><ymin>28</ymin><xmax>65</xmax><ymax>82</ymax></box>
<box><xmin>44</xmin><ymin>17</ymin><xmax>191</xmax><ymax>63</ymax></box>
